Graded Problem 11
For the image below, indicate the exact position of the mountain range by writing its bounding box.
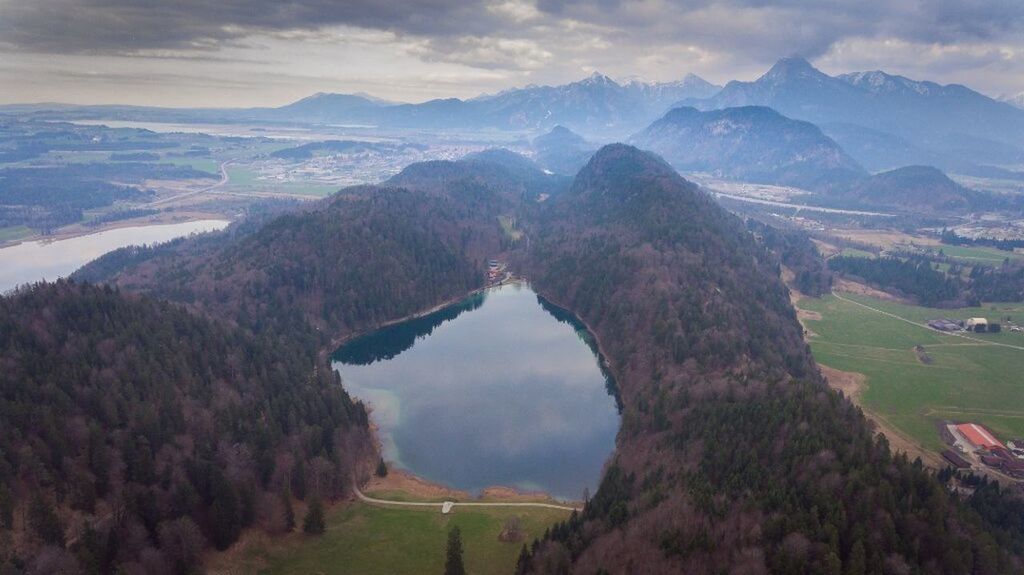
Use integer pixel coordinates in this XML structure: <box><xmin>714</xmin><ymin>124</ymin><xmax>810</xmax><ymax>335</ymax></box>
<box><xmin>684</xmin><ymin>57</ymin><xmax>1024</xmax><ymax>171</ymax></box>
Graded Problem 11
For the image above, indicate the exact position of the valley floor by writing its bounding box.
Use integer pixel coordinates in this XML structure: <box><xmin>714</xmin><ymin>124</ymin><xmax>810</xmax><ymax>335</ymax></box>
<box><xmin>795</xmin><ymin>291</ymin><xmax>1024</xmax><ymax>461</ymax></box>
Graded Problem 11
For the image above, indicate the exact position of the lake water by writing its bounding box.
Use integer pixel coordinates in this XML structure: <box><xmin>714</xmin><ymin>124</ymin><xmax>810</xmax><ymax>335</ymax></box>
<box><xmin>332</xmin><ymin>283</ymin><xmax>620</xmax><ymax>500</ymax></box>
<box><xmin>0</xmin><ymin>219</ymin><xmax>229</xmax><ymax>292</ymax></box>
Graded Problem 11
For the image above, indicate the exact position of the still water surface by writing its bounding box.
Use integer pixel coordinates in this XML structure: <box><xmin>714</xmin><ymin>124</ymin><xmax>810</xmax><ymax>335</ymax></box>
<box><xmin>0</xmin><ymin>219</ymin><xmax>229</xmax><ymax>292</ymax></box>
<box><xmin>332</xmin><ymin>283</ymin><xmax>620</xmax><ymax>500</ymax></box>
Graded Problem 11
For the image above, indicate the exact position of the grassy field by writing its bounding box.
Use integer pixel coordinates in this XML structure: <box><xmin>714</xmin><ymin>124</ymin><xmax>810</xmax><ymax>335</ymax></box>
<box><xmin>0</xmin><ymin>225</ymin><xmax>34</xmax><ymax>243</ymax></box>
<box><xmin>839</xmin><ymin>247</ymin><xmax>875</xmax><ymax>258</ymax></box>
<box><xmin>210</xmin><ymin>498</ymin><xmax>569</xmax><ymax>574</ymax></box>
<box><xmin>799</xmin><ymin>293</ymin><xmax>1024</xmax><ymax>451</ymax></box>
<box><xmin>922</xmin><ymin>243</ymin><xmax>1024</xmax><ymax>265</ymax></box>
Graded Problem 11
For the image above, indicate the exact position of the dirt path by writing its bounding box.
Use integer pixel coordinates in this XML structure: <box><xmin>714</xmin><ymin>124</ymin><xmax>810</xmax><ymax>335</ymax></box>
<box><xmin>353</xmin><ymin>482</ymin><xmax>580</xmax><ymax>512</ymax></box>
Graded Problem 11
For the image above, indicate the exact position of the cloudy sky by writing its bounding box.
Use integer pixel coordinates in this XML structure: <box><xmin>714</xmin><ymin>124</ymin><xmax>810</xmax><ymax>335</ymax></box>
<box><xmin>0</xmin><ymin>0</ymin><xmax>1022</xmax><ymax>107</ymax></box>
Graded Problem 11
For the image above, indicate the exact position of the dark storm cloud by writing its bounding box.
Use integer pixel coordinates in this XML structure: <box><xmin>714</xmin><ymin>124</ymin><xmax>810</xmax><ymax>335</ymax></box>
<box><xmin>1</xmin><ymin>0</ymin><xmax>1022</xmax><ymax>63</ymax></box>
<box><xmin>534</xmin><ymin>0</ymin><xmax>1024</xmax><ymax>62</ymax></box>
<box><xmin>0</xmin><ymin>0</ymin><xmax>501</xmax><ymax>53</ymax></box>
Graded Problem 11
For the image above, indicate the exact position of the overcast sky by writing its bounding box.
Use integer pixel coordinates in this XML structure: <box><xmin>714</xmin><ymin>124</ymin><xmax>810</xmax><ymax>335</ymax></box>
<box><xmin>1</xmin><ymin>0</ymin><xmax>1022</xmax><ymax>107</ymax></box>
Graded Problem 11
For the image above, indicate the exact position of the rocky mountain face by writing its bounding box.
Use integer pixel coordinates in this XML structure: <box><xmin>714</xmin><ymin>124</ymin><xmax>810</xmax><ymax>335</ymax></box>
<box><xmin>685</xmin><ymin>57</ymin><xmax>1024</xmax><ymax>171</ymax></box>
<box><xmin>630</xmin><ymin>105</ymin><xmax>866</xmax><ymax>190</ymax></box>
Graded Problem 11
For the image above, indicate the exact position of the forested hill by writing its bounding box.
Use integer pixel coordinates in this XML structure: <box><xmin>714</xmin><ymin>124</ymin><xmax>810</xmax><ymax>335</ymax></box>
<box><xmin>0</xmin><ymin>281</ymin><xmax>372</xmax><ymax>571</ymax></box>
<box><xmin>385</xmin><ymin>149</ymin><xmax>570</xmax><ymax>202</ymax></box>
<box><xmin>518</xmin><ymin>145</ymin><xmax>1021</xmax><ymax>573</ymax></box>
<box><xmin>101</xmin><ymin>187</ymin><xmax>505</xmax><ymax>348</ymax></box>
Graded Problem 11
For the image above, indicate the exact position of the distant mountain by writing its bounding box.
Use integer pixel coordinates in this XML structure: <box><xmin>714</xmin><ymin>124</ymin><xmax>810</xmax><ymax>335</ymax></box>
<box><xmin>531</xmin><ymin>125</ymin><xmax>597</xmax><ymax>175</ymax></box>
<box><xmin>686</xmin><ymin>57</ymin><xmax>1024</xmax><ymax>170</ymax></box>
<box><xmin>268</xmin><ymin>73</ymin><xmax>721</xmax><ymax>136</ymax></box>
<box><xmin>819</xmin><ymin>123</ymin><xmax>943</xmax><ymax>172</ymax></box>
<box><xmin>835</xmin><ymin>165</ymin><xmax>978</xmax><ymax>213</ymax></box>
<box><xmin>630</xmin><ymin>106</ymin><xmax>866</xmax><ymax>189</ymax></box>
<box><xmin>266</xmin><ymin>92</ymin><xmax>385</xmax><ymax>124</ymax></box>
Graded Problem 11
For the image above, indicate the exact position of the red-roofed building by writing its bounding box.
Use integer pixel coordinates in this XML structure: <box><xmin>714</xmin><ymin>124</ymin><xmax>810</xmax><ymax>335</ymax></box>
<box><xmin>957</xmin><ymin>423</ymin><xmax>1004</xmax><ymax>450</ymax></box>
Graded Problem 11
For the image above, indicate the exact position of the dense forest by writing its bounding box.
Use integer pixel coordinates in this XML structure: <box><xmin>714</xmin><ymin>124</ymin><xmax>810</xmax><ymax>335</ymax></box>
<box><xmin>746</xmin><ymin>219</ymin><xmax>832</xmax><ymax>297</ymax></box>
<box><xmin>941</xmin><ymin>229</ymin><xmax>1024</xmax><ymax>252</ymax></box>
<box><xmin>89</xmin><ymin>188</ymin><xmax>504</xmax><ymax>353</ymax></box>
<box><xmin>828</xmin><ymin>254</ymin><xmax>1024</xmax><ymax>305</ymax></box>
<box><xmin>516</xmin><ymin>145</ymin><xmax>1023</xmax><ymax>573</ymax></box>
<box><xmin>0</xmin><ymin>281</ymin><xmax>372</xmax><ymax>572</ymax></box>
<box><xmin>828</xmin><ymin>255</ymin><xmax>961</xmax><ymax>306</ymax></box>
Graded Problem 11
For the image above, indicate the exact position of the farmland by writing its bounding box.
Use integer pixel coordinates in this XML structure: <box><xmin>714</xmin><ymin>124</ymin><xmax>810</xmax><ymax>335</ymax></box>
<box><xmin>797</xmin><ymin>293</ymin><xmax>1024</xmax><ymax>453</ymax></box>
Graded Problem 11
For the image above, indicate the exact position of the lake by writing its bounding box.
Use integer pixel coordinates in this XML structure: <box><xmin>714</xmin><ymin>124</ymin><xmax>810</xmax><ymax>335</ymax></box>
<box><xmin>332</xmin><ymin>283</ymin><xmax>620</xmax><ymax>501</ymax></box>
<box><xmin>0</xmin><ymin>219</ymin><xmax>229</xmax><ymax>293</ymax></box>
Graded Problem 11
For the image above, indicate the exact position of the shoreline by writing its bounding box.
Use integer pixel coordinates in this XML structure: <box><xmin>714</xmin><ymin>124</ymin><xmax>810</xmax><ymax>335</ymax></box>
<box><xmin>0</xmin><ymin>211</ymin><xmax>230</xmax><ymax>249</ymax></box>
<box><xmin>327</xmin><ymin>276</ymin><xmax>603</xmax><ymax>508</ymax></box>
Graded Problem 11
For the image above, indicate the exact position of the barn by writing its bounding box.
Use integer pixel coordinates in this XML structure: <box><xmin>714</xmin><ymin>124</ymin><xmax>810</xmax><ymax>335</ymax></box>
<box><xmin>957</xmin><ymin>423</ymin><xmax>1004</xmax><ymax>450</ymax></box>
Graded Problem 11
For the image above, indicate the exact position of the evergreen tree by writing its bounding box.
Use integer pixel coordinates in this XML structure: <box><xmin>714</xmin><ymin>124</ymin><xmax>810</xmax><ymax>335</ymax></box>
<box><xmin>0</xmin><ymin>485</ymin><xmax>12</xmax><ymax>530</ymax></box>
<box><xmin>209</xmin><ymin>477</ymin><xmax>241</xmax><ymax>550</ymax></box>
<box><xmin>28</xmin><ymin>494</ymin><xmax>64</xmax><ymax>546</ymax></box>
<box><xmin>303</xmin><ymin>497</ymin><xmax>325</xmax><ymax>535</ymax></box>
<box><xmin>283</xmin><ymin>490</ymin><xmax>296</xmax><ymax>532</ymax></box>
<box><xmin>445</xmin><ymin>526</ymin><xmax>466</xmax><ymax>575</ymax></box>
<box><xmin>515</xmin><ymin>544</ymin><xmax>531</xmax><ymax>575</ymax></box>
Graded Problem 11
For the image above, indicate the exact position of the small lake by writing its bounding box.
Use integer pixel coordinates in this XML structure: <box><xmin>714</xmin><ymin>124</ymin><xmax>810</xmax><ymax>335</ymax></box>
<box><xmin>332</xmin><ymin>283</ymin><xmax>620</xmax><ymax>501</ymax></box>
<box><xmin>0</xmin><ymin>219</ymin><xmax>229</xmax><ymax>293</ymax></box>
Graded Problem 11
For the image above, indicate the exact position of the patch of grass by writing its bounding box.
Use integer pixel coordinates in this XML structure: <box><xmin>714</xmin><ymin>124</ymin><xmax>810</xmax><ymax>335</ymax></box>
<box><xmin>839</xmin><ymin>247</ymin><xmax>875</xmax><ymax>259</ymax></box>
<box><xmin>799</xmin><ymin>293</ymin><xmax>1024</xmax><ymax>451</ymax></box>
<box><xmin>0</xmin><ymin>225</ymin><xmax>34</xmax><ymax>243</ymax></box>
<box><xmin>498</xmin><ymin>215</ymin><xmax>524</xmax><ymax>241</ymax></box>
<box><xmin>238</xmin><ymin>501</ymin><xmax>567</xmax><ymax>575</ymax></box>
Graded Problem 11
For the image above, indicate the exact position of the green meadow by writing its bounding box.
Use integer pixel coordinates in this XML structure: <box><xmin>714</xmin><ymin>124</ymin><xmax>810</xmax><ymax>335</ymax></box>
<box><xmin>799</xmin><ymin>293</ymin><xmax>1024</xmax><ymax>451</ymax></box>
<box><xmin>214</xmin><ymin>498</ymin><xmax>569</xmax><ymax>575</ymax></box>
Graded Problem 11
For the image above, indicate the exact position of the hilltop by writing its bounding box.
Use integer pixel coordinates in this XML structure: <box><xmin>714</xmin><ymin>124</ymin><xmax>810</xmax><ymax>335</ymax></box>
<box><xmin>631</xmin><ymin>106</ymin><xmax>866</xmax><ymax>190</ymax></box>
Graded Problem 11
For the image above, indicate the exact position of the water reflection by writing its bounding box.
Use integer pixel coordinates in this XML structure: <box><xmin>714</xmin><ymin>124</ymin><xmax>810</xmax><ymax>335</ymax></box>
<box><xmin>0</xmin><ymin>220</ymin><xmax>229</xmax><ymax>293</ymax></box>
<box><xmin>332</xmin><ymin>282</ymin><xmax>620</xmax><ymax>500</ymax></box>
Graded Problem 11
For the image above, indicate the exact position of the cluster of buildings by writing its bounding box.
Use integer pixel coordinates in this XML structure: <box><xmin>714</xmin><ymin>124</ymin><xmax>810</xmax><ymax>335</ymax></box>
<box><xmin>944</xmin><ymin>422</ymin><xmax>1024</xmax><ymax>479</ymax></box>
<box><xmin>927</xmin><ymin>317</ymin><xmax>1002</xmax><ymax>333</ymax></box>
<box><xmin>487</xmin><ymin>259</ymin><xmax>506</xmax><ymax>283</ymax></box>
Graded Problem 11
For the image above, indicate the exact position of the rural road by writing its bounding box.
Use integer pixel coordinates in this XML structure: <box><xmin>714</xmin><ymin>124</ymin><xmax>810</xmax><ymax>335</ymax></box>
<box><xmin>710</xmin><ymin>191</ymin><xmax>895</xmax><ymax>217</ymax></box>
<box><xmin>831</xmin><ymin>291</ymin><xmax>1024</xmax><ymax>352</ymax></box>
<box><xmin>147</xmin><ymin>161</ymin><xmax>231</xmax><ymax>207</ymax></box>
<box><xmin>353</xmin><ymin>483</ymin><xmax>581</xmax><ymax>513</ymax></box>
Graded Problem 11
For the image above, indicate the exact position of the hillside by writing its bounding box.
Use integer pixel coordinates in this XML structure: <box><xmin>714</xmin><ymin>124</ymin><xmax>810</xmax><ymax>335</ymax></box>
<box><xmin>516</xmin><ymin>145</ymin><xmax>1022</xmax><ymax>573</ymax></box>
<box><xmin>0</xmin><ymin>281</ymin><xmax>372</xmax><ymax>571</ymax></box>
<box><xmin>630</xmin><ymin>106</ymin><xmax>866</xmax><ymax>190</ymax></box>
<box><xmin>104</xmin><ymin>188</ymin><xmax>503</xmax><ymax>346</ymax></box>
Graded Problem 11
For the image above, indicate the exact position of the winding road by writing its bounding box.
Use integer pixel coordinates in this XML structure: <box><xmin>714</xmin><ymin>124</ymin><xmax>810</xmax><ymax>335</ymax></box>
<box><xmin>352</xmin><ymin>483</ymin><xmax>581</xmax><ymax>513</ymax></box>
